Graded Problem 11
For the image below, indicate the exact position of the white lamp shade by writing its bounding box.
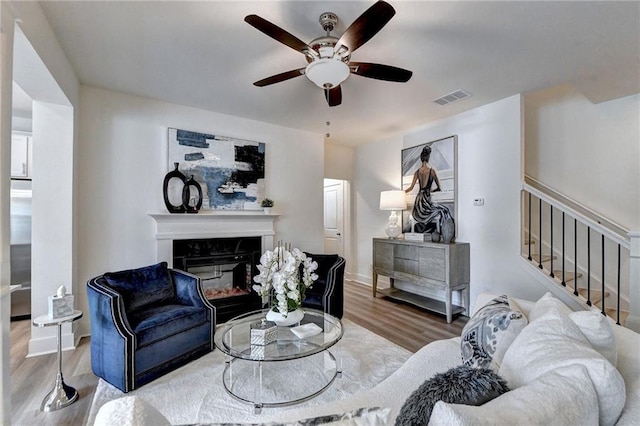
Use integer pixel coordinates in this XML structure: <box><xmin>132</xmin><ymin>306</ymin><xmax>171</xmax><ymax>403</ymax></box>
<box><xmin>379</xmin><ymin>190</ymin><xmax>407</xmax><ymax>211</ymax></box>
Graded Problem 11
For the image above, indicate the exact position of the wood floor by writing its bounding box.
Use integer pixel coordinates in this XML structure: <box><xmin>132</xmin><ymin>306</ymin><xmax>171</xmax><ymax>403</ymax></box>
<box><xmin>10</xmin><ymin>320</ymin><xmax>96</xmax><ymax>426</ymax></box>
<box><xmin>344</xmin><ymin>281</ymin><xmax>467</xmax><ymax>353</ymax></box>
<box><xmin>10</xmin><ymin>280</ymin><xmax>467</xmax><ymax>425</ymax></box>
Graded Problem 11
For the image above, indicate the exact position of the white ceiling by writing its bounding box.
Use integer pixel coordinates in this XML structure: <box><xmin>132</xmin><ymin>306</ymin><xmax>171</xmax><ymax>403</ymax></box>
<box><xmin>38</xmin><ymin>1</ymin><xmax>640</xmax><ymax>147</ymax></box>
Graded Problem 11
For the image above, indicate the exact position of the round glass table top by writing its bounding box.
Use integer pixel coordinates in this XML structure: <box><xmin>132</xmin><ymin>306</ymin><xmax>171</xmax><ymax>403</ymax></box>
<box><xmin>214</xmin><ymin>308</ymin><xmax>343</xmax><ymax>361</ymax></box>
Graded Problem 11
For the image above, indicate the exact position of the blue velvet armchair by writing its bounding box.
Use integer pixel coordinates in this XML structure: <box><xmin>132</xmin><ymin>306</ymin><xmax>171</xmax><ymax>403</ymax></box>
<box><xmin>302</xmin><ymin>253</ymin><xmax>345</xmax><ymax>318</ymax></box>
<box><xmin>87</xmin><ymin>261</ymin><xmax>215</xmax><ymax>392</ymax></box>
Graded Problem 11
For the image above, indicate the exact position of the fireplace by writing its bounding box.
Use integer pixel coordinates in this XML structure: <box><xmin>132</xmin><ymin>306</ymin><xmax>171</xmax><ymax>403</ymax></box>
<box><xmin>173</xmin><ymin>237</ymin><xmax>262</xmax><ymax>322</ymax></box>
<box><xmin>149</xmin><ymin>211</ymin><xmax>278</xmax><ymax>322</ymax></box>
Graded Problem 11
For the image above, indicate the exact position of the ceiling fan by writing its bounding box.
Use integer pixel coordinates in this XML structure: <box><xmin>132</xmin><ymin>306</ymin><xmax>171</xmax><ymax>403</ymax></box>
<box><xmin>245</xmin><ymin>0</ymin><xmax>412</xmax><ymax>107</ymax></box>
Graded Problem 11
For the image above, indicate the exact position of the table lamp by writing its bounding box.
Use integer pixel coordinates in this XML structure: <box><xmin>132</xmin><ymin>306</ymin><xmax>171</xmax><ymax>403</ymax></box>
<box><xmin>379</xmin><ymin>190</ymin><xmax>407</xmax><ymax>239</ymax></box>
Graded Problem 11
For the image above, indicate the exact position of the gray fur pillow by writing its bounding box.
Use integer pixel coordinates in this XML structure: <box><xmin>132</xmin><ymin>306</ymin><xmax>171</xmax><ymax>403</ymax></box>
<box><xmin>395</xmin><ymin>365</ymin><xmax>509</xmax><ymax>426</ymax></box>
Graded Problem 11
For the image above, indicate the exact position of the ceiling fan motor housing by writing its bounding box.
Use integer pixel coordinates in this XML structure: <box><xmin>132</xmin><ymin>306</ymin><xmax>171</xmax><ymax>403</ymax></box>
<box><xmin>306</xmin><ymin>36</ymin><xmax>350</xmax><ymax>63</ymax></box>
<box><xmin>319</xmin><ymin>12</ymin><xmax>338</xmax><ymax>32</ymax></box>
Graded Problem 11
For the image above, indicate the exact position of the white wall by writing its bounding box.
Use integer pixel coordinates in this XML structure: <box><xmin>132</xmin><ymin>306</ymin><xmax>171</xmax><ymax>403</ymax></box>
<box><xmin>352</xmin><ymin>134</ymin><xmax>404</xmax><ymax>283</ymax></box>
<box><xmin>325</xmin><ymin>142</ymin><xmax>354</xmax><ymax>181</ymax></box>
<box><xmin>5</xmin><ymin>2</ymin><xmax>80</xmax><ymax>357</ymax></box>
<box><xmin>525</xmin><ymin>85</ymin><xmax>640</xmax><ymax>230</ymax></box>
<box><xmin>75</xmin><ymin>86</ymin><xmax>325</xmax><ymax>336</ymax></box>
<box><xmin>28</xmin><ymin>101</ymin><xmax>75</xmax><ymax>355</ymax></box>
<box><xmin>11</xmin><ymin>23</ymin><xmax>78</xmax><ymax>356</ymax></box>
<box><xmin>8</xmin><ymin>2</ymin><xmax>79</xmax><ymax>106</ymax></box>
<box><xmin>0</xmin><ymin>4</ymin><xmax>15</xmax><ymax>422</ymax></box>
<box><xmin>0</xmin><ymin>2</ymin><xmax>79</xmax><ymax>419</ymax></box>
<box><xmin>353</xmin><ymin>95</ymin><xmax>546</xmax><ymax>306</ymax></box>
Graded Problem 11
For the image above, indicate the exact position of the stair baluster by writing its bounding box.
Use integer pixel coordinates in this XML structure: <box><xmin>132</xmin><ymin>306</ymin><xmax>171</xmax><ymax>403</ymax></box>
<box><xmin>561</xmin><ymin>212</ymin><xmax>566</xmax><ymax>286</ymax></box>
<box><xmin>587</xmin><ymin>227</ymin><xmax>592</xmax><ymax>306</ymax></box>
<box><xmin>617</xmin><ymin>244</ymin><xmax>621</xmax><ymax>325</ymax></box>
<box><xmin>602</xmin><ymin>235</ymin><xmax>606</xmax><ymax>315</ymax></box>
<box><xmin>574</xmin><ymin>219</ymin><xmax>579</xmax><ymax>296</ymax></box>
<box><xmin>538</xmin><ymin>199</ymin><xmax>543</xmax><ymax>269</ymax></box>
<box><xmin>549</xmin><ymin>205</ymin><xmax>555</xmax><ymax>278</ymax></box>
<box><xmin>527</xmin><ymin>192</ymin><xmax>532</xmax><ymax>261</ymax></box>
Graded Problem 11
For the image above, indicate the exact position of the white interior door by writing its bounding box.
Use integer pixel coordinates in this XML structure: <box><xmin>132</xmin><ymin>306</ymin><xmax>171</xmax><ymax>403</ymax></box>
<box><xmin>10</xmin><ymin>133</ymin><xmax>29</xmax><ymax>177</ymax></box>
<box><xmin>323</xmin><ymin>179</ymin><xmax>344</xmax><ymax>256</ymax></box>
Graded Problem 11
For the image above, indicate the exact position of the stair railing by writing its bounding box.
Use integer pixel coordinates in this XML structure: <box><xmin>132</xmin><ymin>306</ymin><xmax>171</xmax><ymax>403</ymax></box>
<box><xmin>522</xmin><ymin>178</ymin><xmax>630</xmax><ymax>325</ymax></box>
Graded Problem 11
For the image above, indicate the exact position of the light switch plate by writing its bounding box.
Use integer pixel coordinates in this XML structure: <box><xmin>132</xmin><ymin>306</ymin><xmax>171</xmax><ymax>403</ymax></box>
<box><xmin>473</xmin><ymin>198</ymin><xmax>485</xmax><ymax>206</ymax></box>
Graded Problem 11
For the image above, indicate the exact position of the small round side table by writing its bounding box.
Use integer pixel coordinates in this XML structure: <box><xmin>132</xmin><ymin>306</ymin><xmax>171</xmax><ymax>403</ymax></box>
<box><xmin>33</xmin><ymin>310</ymin><xmax>83</xmax><ymax>412</ymax></box>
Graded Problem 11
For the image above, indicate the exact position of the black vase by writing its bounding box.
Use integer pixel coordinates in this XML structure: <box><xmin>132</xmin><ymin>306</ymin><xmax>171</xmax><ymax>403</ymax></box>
<box><xmin>163</xmin><ymin>162</ymin><xmax>187</xmax><ymax>213</ymax></box>
<box><xmin>182</xmin><ymin>175</ymin><xmax>203</xmax><ymax>214</ymax></box>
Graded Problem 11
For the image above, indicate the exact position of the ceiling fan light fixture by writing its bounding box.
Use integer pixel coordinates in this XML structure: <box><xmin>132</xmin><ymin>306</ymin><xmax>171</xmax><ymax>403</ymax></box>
<box><xmin>305</xmin><ymin>58</ymin><xmax>350</xmax><ymax>89</ymax></box>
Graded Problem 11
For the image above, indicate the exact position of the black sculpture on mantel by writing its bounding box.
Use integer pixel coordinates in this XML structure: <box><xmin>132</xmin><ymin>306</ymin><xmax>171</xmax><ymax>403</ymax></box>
<box><xmin>162</xmin><ymin>162</ymin><xmax>187</xmax><ymax>213</ymax></box>
<box><xmin>183</xmin><ymin>175</ymin><xmax>203</xmax><ymax>213</ymax></box>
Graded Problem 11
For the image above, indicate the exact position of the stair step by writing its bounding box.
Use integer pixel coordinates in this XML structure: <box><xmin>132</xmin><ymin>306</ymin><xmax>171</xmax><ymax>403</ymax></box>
<box><xmin>524</xmin><ymin>252</ymin><xmax>629</xmax><ymax>327</ymax></box>
<box><xmin>530</xmin><ymin>254</ymin><xmax>557</xmax><ymax>263</ymax></box>
<box><xmin>577</xmin><ymin>288</ymin><xmax>610</xmax><ymax>305</ymax></box>
<box><xmin>605</xmin><ymin>308</ymin><xmax>630</xmax><ymax>325</ymax></box>
<box><xmin>552</xmin><ymin>271</ymin><xmax>582</xmax><ymax>283</ymax></box>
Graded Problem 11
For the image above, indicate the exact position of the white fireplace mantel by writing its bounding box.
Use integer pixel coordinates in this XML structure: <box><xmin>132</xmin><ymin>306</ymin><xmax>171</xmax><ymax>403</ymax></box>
<box><xmin>149</xmin><ymin>211</ymin><xmax>279</xmax><ymax>266</ymax></box>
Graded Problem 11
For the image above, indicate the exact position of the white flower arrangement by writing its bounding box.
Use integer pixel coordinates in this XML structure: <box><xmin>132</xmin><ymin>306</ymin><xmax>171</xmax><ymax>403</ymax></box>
<box><xmin>252</xmin><ymin>246</ymin><xmax>319</xmax><ymax>316</ymax></box>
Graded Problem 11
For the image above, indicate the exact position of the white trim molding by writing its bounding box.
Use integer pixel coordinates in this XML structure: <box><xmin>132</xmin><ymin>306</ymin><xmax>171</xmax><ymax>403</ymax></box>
<box><xmin>149</xmin><ymin>211</ymin><xmax>279</xmax><ymax>265</ymax></box>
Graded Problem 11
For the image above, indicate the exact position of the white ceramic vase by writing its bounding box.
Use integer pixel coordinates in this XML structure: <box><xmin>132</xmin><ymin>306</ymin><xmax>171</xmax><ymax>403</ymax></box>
<box><xmin>266</xmin><ymin>308</ymin><xmax>304</xmax><ymax>326</ymax></box>
<box><xmin>263</xmin><ymin>207</ymin><xmax>272</xmax><ymax>214</ymax></box>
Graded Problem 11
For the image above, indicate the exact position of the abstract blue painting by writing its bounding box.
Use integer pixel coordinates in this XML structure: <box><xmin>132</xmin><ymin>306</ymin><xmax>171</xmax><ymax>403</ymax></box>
<box><xmin>168</xmin><ymin>128</ymin><xmax>265</xmax><ymax>210</ymax></box>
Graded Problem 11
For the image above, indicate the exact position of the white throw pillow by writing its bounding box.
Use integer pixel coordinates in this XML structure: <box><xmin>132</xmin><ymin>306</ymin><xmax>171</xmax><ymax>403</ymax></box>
<box><xmin>427</xmin><ymin>364</ymin><xmax>600</xmax><ymax>426</ymax></box>
<box><xmin>499</xmin><ymin>309</ymin><xmax>626</xmax><ymax>426</ymax></box>
<box><xmin>94</xmin><ymin>396</ymin><xmax>171</xmax><ymax>426</ymax></box>
<box><xmin>528</xmin><ymin>292</ymin><xmax>573</xmax><ymax>322</ymax></box>
<box><xmin>460</xmin><ymin>295</ymin><xmax>528</xmax><ymax>370</ymax></box>
<box><xmin>260</xmin><ymin>407</ymin><xmax>390</xmax><ymax>426</ymax></box>
<box><xmin>570</xmin><ymin>310</ymin><xmax>618</xmax><ymax>366</ymax></box>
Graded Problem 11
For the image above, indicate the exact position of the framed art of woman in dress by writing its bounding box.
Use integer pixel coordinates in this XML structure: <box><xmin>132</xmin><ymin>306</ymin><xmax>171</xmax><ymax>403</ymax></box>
<box><xmin>402</xmin><ymin>136</ymin><xmax>457</xmax><ymax>242</ymax></box>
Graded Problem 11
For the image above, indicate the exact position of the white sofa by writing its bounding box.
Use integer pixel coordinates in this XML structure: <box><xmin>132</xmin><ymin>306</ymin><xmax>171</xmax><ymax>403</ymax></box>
<box><xmin>96</xmin><ymin>293</ymin><xmax>639</xmax><ymax>425</ymax></box>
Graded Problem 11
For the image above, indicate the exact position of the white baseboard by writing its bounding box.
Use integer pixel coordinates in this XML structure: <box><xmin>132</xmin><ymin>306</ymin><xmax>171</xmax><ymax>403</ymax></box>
<box><xmin>27</xmin><ymin>330</ymin><xmax>78</xmax><ymax>357</ymax></box>
<box><xmin>350</xmin><ymin>273</ymin><xmax>373</xmax><ymax>286</ymax></box>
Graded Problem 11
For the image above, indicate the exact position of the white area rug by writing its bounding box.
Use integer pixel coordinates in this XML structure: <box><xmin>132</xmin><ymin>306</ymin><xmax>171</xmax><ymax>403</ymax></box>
<box><xmin>87</xmin><ymin>319</ymin><xmax>412</xmax><ymax>425</ymax></box>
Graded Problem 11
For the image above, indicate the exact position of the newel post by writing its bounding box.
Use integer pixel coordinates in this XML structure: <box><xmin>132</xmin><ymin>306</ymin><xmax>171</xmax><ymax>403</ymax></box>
<box><xmin>627</xmin><ymin>231</ymin><xmax>640</xmax><ymax>333</ymax></box>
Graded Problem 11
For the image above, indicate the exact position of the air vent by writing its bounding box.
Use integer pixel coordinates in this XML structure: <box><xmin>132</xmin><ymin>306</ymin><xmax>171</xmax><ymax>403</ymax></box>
<box><xmin>433</xmin><ymin>89</ymin><xmax>472</xmax><ymax>106</ymax></box>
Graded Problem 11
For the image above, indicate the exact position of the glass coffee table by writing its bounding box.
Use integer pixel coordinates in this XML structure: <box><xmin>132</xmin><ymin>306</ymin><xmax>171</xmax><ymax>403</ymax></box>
<box><xmin>214</xmin><ymin>308</ymin><xmax>343</xmax><ymax>413</ymax></box>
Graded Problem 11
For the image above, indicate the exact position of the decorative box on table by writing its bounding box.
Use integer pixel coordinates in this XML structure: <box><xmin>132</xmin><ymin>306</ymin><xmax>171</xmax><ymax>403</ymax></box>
<box><xmin>404</xmin><ymin>233</ymin><xmax>426</xmax><ymax>242</ymax></box>
<box><xmin>48</xmin><ymin>285</ymin><xmax>74</xmax><ymax>319</ymax></box>
<box><xmin>250</xmin><ymin>319</ymin><xmax>277</xmax><ymax>346</ymax></box>
<box><xmin>250</xmin><ymin>344</ymin><xmax>265</xmax><ymax>360</ymax></box>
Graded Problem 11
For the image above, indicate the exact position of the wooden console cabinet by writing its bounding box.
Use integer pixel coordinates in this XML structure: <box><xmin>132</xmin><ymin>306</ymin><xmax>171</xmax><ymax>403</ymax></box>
<box><xmin>372</xmin><ymin>238</ymin><xmax>470</xmax><ymax>323</ymax></box>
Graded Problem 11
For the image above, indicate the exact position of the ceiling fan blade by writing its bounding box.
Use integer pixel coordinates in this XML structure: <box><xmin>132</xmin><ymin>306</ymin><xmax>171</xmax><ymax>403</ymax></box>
<box><xmin>245</xmin><ymin>15</ymin><xmax>311</xmax><ymax>55</ymax></box>
<box><xmin>253</xmin><ymin>68</ymin><xmax>306</xmax><ymax>87</ymax></box>
<box><xmin>336</xmin><ymin>1</ymin><xmax>396</xmax><ymax>54</ymax></box>
<box><xmin>350</xmin><ymin>62</ymin><xmax>412</xmax><ymax>82</ymax></box>
<box><xmin>325</xmin><ymin>86</ymin><xmax>342</xmax><ymax>107</ymax></box>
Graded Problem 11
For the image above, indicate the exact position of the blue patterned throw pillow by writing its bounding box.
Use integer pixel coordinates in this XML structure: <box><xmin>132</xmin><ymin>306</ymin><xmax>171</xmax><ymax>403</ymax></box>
<box><xmin>460</xmin><ymin>295</ymin><xmax>528</xmax><ymax>370</ymax></box>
